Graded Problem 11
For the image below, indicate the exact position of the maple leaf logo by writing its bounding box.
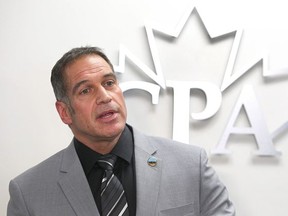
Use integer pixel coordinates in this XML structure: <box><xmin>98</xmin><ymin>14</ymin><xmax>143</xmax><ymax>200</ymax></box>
<box><xmin>113</xmin><ymin>2</ymin><xmax>287</xmax><ymax>156</ymax></box>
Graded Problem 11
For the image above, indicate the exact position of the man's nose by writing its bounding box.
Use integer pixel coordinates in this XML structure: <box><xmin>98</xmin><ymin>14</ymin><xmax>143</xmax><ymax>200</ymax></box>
<box><xmin>96</xmin><ymin>87</ymin><xmax>112</xmax><ymax>104</ymax></box>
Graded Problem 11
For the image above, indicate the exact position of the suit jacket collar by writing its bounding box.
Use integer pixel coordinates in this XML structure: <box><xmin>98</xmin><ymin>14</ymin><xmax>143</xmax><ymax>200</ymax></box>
<box><xmin>58</xmin><ymin>142</ymin><xmax>99</xmax><ymax>216</ymax></box>
<box><xmin>133</xmin><ymin>128</ymin><xmax>163</xmax><ymax>215</ymax></box>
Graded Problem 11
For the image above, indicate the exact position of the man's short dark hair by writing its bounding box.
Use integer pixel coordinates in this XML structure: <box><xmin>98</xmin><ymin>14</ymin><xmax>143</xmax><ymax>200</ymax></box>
<box><xmin>51</xmin><ymin>46</ymin><xmax>114</xmax><ymax>101</ymax></box>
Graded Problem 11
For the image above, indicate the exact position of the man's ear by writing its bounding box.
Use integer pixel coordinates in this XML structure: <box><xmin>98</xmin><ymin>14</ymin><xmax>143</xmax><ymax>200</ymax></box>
<box><xmin>55</xmin><ymin>101</ymin><xmax>72</xmax><ymax>125</ymax></box>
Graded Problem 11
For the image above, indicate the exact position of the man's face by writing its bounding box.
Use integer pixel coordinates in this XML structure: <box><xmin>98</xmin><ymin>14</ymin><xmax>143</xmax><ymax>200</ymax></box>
<box><xmin>56</xmin><ymin>55</ymin><xmax>127</xmax><ymax>145</ymax></box>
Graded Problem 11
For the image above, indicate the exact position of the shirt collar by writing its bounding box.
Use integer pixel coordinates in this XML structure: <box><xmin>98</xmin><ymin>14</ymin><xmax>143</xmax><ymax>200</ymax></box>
<box><xmin>111</xmin><ymin>125</ymin><xmax>133</xmax><ymax>164</ymax></box>
<box><xmin>74</xmin><ymin>125</ymin><xmax>134</xmax><ymax>175</ymax></box>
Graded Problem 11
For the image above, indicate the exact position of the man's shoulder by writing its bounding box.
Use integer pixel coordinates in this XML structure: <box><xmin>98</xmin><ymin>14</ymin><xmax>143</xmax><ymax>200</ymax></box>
<box><xmin>149</xmin><ymin>135</ymin><xmax>204</xmax><ymax>159</ymax></box>
<box><xmin>12</xmin><ymin>147</ymin><xmax>67</xmax><ymax>184</ymax></box>
<box><xmin>132</xmin><ymin>127</ymin><xmax>203</xmax><ymax>155</ymax></box>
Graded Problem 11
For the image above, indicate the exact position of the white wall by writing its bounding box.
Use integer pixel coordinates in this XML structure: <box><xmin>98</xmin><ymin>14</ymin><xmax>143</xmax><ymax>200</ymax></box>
<box><xmin>1</xmin><ymin>0</ymin><xmax>288</xmax><ymax>215</ymax></box>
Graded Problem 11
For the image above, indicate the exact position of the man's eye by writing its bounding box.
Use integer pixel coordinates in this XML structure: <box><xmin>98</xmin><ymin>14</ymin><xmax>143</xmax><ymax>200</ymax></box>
<box><xmin>80</xmin><ymin>88</ymin><xmax>90</xmax><ymax>95</ymax></box>
<box><xmin>104</xmin><ymin>80</ymin><xmax>115</xmax><ymax>87</ymax></box>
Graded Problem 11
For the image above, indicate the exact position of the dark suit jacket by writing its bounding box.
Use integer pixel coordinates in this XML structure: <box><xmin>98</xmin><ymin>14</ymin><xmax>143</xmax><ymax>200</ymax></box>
<box><xmin>7</xmin><ymin>127</ymin><xmax>235</xmax><ymax>215</ymax></box>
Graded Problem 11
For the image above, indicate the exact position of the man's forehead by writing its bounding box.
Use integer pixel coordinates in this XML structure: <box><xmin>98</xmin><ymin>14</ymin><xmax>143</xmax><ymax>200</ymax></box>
<box><xmin>67</xmin><ymin>55</ymin><xmax>110</xmax><ymax>71</ymax></box>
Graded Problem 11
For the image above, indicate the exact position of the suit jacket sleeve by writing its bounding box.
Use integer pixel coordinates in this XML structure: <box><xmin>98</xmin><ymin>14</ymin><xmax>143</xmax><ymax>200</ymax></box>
<box><xmin>7</xmin><ymin>180</ymin><xmax>30</xmax><ymax>216</ymax></box>
<box><xmin>199</xmin><ymin>149</ymin><xmax>235</xmax><ymax>216</ymax></box>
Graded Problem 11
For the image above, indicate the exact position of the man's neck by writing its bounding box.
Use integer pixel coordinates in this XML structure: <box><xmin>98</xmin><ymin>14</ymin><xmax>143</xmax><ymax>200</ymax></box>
<box><xmin>74</xmin><ymin>134</ymin><xmax>121</xmax><ymax>154</ymax></box>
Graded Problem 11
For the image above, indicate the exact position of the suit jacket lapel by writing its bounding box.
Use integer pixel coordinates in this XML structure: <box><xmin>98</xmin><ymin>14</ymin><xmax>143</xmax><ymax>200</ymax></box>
<box><xmin>133</xmin><ymin>129</ymin><xmax>162</xmax><ymax>215</ymax></box>
<box><xmin>58</xmin><ymin>142</ymin><xmax>99</xmax><ymax>216</ymax></box>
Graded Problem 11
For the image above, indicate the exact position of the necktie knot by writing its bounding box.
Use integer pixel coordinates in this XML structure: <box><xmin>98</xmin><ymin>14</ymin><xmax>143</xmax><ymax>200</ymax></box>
<box><xmin>97</xmin><ymin>154</ymin><xmax>117</xmax><ymax>172</ymax></box>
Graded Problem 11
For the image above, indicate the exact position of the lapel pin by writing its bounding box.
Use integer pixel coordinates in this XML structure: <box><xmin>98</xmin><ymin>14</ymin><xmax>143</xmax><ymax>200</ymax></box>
<box><xmin>147</xmin><ymin>156</ymin><xmax>157</xmax><ymax>167</ymax></box>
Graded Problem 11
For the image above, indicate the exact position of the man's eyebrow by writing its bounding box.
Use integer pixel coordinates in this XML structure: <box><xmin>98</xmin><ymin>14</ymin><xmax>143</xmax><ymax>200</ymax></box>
<box><xmin>103</xmin><ymin>72</ymin><xmax>117</xmax><ymax>79</ymax></box>
<box><xmin>72</xmin><ymin>80</ymin><xmax>89</xmax><ymax>95</ymax></box>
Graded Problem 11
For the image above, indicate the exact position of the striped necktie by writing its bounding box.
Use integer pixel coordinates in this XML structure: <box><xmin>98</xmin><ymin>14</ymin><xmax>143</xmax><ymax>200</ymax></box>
<box><xmin>97</xmin><ymin>154</ymin><xmax>129</xmax><ymax>216</ymax></box>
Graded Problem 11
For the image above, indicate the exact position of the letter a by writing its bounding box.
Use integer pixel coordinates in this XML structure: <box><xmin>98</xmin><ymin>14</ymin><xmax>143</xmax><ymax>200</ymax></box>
<box><xmin>212</xmin><ymin>84</ymin><xmax>280</xmax><ymax>156</ymax></box>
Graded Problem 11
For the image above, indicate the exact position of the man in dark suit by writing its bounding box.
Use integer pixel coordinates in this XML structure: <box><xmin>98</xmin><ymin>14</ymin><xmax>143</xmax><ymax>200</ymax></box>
<box><xmin>7</xmin><ymin>46</ymin><xmax>235</xmax><ymax>216</ymax></box>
